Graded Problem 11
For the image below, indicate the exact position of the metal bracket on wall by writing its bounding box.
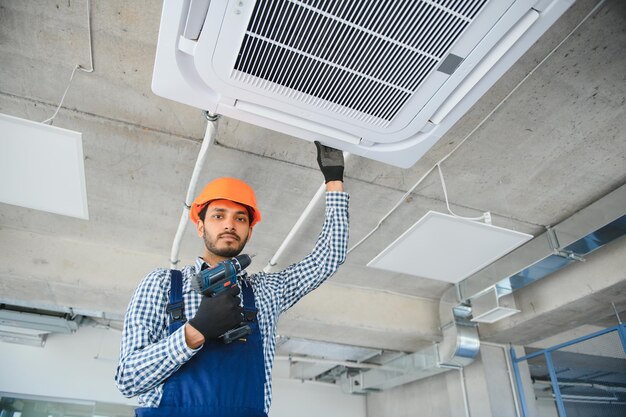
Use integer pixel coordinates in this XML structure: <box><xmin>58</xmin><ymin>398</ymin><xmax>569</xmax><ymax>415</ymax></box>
<box><xmin>546</xmin><ymin>226</ymin><xmax>586</xmax><ymax>262</ymax></box>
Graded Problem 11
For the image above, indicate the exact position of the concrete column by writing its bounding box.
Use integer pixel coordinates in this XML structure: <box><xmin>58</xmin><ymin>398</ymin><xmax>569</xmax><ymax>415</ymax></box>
<box><xmin>478</xmin><ymin>344</ymin><xmax>518</xmax><ymax>417</ymax></box>
<box><xmin>511</xmin><ymin>345</ymin><xmax>542</xmax><ymax>417</ymax></box>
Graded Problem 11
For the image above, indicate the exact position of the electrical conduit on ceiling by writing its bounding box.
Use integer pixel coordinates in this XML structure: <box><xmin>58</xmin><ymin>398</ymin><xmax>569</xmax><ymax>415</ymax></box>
<box><xmin>262</xmin><ymin>152</ymin><xmax>350</xmax><ymax>273</ymax></box>
<box><xmin>262</xmin><ymin>182</ymin><xmax>326</xmax><ymax>273</ymax></box>
<box><xmin>169</xmin><ymin>112</ymin><xmax>219</xmax><ymax>269</ymax></box>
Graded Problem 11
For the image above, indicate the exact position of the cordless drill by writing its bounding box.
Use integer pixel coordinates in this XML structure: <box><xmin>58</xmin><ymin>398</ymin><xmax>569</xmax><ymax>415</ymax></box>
<box><xmin>191</xmin><ymin>254</ymin><xmax>253</xmax><ymax>343</ymax></box>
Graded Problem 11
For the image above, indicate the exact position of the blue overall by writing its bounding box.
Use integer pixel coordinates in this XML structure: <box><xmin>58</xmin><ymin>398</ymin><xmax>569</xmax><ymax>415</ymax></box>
<box><xmin>136</xmin><ymin>270</ymin><xmax>267</xmax><ymax>417</ymax></box>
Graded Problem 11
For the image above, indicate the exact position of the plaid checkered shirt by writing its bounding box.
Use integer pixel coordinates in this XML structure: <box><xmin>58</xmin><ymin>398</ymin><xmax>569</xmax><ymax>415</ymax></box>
<box><xmin>115</xmin><ymin>192</ymin><xmax>349</xmax><ymax>413</ymax></box>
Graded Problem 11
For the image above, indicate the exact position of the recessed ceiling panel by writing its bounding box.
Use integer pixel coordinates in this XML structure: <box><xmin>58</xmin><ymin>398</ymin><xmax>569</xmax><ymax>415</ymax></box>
<box><xmin>0</xmin><ymin>113</ymin><xmax>89</xmax><ymax>219</ymax></box>
<box><xmin>368</xmin><ymin>211</ymin><xmax>532</xmax><ymax>283</ymax></box>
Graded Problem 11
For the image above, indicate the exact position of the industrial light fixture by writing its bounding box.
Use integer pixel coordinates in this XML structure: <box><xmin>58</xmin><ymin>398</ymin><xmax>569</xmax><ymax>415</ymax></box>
<box><xmin>277</xmin><ymin>336</ymin><xmax>382</xmax><ymax>362</ymax></box>
<box><xmin>0</xmin><ymin>326</ymin><xmax>49</xmax><ymax>348</ymax></box>
<box><xmin>0</xmin><ymin>113</ymin><xmax>89</xmax><ymax>219</ymax></box>
<box><xmin>368</xmin><ymin>211</ymin><xmax>532</xmax><ymax>283</ymax></box>
<box><xmin>0</xmin><ymin>306</ymin><xmax>80</xmax><ymax>334</ymax></box>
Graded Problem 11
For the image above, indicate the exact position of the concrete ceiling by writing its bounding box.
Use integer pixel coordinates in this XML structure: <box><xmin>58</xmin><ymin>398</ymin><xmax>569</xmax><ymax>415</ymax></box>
<box><xmin>0</xmin><ymin>0</ymin><xmax>625</xmax><ymax>356</ymax></box>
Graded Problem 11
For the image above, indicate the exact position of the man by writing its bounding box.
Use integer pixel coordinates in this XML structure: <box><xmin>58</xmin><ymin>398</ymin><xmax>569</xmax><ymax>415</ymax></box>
<box><xmin>115</xmin><ymin>142</ymin><xmax>349</xmax><ymax>417</ymax></box>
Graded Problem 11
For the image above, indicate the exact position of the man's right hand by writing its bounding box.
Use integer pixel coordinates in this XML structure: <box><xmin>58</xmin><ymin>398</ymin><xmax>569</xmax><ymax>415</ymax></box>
<box><xmin>187</xmin><ymin>285</ymin><xmax>244</xmax><ymax>344</ymax></box>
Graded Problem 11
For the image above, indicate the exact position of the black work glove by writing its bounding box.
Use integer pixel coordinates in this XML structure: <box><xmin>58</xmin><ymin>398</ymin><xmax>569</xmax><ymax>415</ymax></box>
<box><xmin>188</xmin><ymin>285</ymin><xmax>244</xmax><ymax>340</ymax></box>
<box><xmin>315</xmin><ymin>141</ymin><xmax>344</xmax><ymax>183</ymax></box>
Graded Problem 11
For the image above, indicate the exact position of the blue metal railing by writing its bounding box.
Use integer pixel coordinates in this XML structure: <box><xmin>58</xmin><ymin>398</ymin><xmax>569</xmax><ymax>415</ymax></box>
<box><xmin>510</xmin><ymin>323</ymin><xmax>626</xmax><ymax>417</ymax></box>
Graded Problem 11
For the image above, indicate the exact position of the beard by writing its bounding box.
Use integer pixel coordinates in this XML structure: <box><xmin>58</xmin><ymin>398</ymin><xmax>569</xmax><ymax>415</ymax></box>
<box><xmin>203</xmin><ymin>230</ymin><xmax>248</xmax><ymax>258</ymax></box>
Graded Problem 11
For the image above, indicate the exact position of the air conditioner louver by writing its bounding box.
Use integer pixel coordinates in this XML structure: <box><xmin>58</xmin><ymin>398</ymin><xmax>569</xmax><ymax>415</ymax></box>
<box><xmin>233</xmin><ymin>0</ymin><xmax>489</xmax><ymax>128</ymax></box>
<box><xmin>153</xmin><ymin>0</ymin><xmax>574</xmax><ymax>168</ymax></box>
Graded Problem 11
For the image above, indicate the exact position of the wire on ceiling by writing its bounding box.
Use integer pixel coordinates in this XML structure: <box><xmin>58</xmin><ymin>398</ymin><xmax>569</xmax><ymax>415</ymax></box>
<box><xmin>346</xmin><ymin>0</ymin><xmax>607</xmax><ymax>255</ymax></box>
<box><xmin>42</xmin><ymin>0</ymin><xmax>94</xmax><ymax>125</ymax></box>
<box><xmin>437</xmin><ymin>163</ymin><xmax>488</xmax><ymax>222</ymax></box>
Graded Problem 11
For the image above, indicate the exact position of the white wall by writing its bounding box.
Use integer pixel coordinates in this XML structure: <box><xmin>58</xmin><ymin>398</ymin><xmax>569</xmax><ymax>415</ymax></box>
<box><xmin>0</xmin><ymin>325</ymin><xmax>132</xmax><ymax>405</ymax></box>
<box><xmin>0</xmin><ymin>324</ymin><xmax>366</xmax><ymax>416</ymax></box>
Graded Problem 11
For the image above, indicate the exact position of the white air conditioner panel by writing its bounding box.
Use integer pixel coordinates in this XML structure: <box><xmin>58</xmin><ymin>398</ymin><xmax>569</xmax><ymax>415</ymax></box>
<box><xmin>192</xmin><ymin>0</ymin><xmax>517</xmax><ymax>135</ymax></box>
<box><xmin>153</xmin><ymin>0</ymin><xmax>574</xmax><ymax>167</ymax></box>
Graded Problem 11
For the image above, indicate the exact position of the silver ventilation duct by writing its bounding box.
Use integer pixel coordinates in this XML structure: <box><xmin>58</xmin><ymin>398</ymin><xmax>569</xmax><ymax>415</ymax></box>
<box><xmin>462</xmin><ymin>184</ymin><xmax>626</xmax><ymax>319</ymax></box>
<box><xmin>339</xmin><ymin>184</ymin><xmax>625</xmax><ymax>394</ymax></box>
<box><xmin>340</xmin><ymin>287</ymin><xmax>480</xmax><ymax>394</ymax></box>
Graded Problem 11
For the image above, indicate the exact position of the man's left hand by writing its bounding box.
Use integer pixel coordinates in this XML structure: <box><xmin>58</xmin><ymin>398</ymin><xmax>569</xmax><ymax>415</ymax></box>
<box><xmin>315</xmin><ymin>141</ymin><xmax>344</xmax><ymax>184</ymax></box>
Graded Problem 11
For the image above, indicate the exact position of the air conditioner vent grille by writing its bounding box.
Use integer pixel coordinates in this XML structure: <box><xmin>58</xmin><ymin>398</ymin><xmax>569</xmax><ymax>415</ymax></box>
<box><xmin>232</xmin><ymin>0</ymin><xmax>488</xmax><ymax>126</ymax></box>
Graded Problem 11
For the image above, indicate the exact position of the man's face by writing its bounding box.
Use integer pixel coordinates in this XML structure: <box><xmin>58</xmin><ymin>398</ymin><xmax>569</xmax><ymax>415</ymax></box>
<box><xmin>196</xmin><ymin>199</ymin><xmax>251</xmax><ymax>259</ymax></box>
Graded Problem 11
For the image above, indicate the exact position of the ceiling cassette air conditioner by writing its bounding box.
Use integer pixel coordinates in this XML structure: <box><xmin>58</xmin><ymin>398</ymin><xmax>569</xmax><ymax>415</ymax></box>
<box><xmin>153</xmin><ymin>0</ymin><xmax>574</xmax><ymax>168</ymax></box>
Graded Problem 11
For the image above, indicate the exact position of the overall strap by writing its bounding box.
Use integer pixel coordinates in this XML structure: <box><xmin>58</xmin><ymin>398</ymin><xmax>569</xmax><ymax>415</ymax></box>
<box><xmin>241</xmin><ymin>281</ymin><xmax>258</xmax><ymax>323</ymax></box>
<box><xmin>167</xmin><ymin>270</ymin><xmax>185</xmax><ymax>334</ymax></box>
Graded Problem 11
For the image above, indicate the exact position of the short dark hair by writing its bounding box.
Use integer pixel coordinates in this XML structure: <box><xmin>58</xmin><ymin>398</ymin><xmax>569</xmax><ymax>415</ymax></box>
<box><xmin>198</xmin><ymin>202</ymin><xmax>254</xmax><ymax>225</ymax></box>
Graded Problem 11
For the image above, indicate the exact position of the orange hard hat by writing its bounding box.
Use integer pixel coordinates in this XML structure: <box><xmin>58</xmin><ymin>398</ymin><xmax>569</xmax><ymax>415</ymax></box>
<box><xmin>190</xmin><ymin>177</ymin><xmax>261</xmax><ymax>227</ymax></box>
